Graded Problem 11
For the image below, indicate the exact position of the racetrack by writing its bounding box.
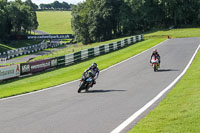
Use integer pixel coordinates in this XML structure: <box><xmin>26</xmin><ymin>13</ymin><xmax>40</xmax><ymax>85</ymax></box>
<box><xmin>0</xmin><ymin>38</ymin><xmax>200</xmax><ymax>133</ymax></box>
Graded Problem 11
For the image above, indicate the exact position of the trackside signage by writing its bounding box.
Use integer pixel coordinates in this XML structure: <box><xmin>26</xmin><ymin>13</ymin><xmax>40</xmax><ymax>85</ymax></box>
<box><xmin>30</xmin><ymin>60</ymin><xmax>51</xmax><ymax>73</ymax></box>
<box><xmin>20</xmin><ymin>58</ymin><xmax>58</xmax><ymax>74</ymax></box>
<box><xmin>20</xmin><ymin>63</ymin><xmax>31</xmax><ymax>74</ymax></box>
<box><xmin>0</xmin><ymin>65</ymin><xmax>20</xmax><ymax>80</ymax></box>
<box><xmin>27</xmin><ymin>34</ymin><xmax>74</xmax><ymax>39</ymax></box>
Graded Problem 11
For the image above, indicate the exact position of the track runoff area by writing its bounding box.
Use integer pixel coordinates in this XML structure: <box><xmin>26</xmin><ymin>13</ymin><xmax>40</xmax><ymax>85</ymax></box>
<box><xmin>0</xmin><ymin>38</ymin><xmax>200</xmax><ymax>133</ymax></box>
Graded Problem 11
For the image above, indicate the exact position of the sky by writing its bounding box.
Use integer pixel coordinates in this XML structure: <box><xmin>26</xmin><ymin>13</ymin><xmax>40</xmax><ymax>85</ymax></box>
<box><xmin>8</xmin><ymin>0</ymin><xmax>85</xmax><ymax>5</ymax></box>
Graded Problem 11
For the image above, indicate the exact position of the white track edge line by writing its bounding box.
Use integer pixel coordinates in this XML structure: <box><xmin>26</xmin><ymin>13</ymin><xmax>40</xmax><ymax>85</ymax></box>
<box><xmin>0</xmin><ymin>39</ymin><xmax>168</xmax><ymax>101</ymax></box>
<box><xmin>110</xmin><ymin>43</ymin><xmax>200</xmax><ymax>133</ymax></box>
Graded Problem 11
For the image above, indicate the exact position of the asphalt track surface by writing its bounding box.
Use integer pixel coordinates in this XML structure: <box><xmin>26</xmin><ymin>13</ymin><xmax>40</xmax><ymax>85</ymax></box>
<box><xmin>0</xmin><ymin>38</ymin><xmax>200</xmax><ymax>133</ymax></box>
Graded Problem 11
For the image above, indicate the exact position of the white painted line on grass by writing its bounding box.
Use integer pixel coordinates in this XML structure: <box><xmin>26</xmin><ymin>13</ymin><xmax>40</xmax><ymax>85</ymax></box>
<box><xmin>110</xmin><ymin>43</ymin><xmax>200</xmax><ymax>133</ymax></box>
<box><xmin>0</xmin><ymin>39</ymin><xmax>168</xmax><ymax>101</ymax></box>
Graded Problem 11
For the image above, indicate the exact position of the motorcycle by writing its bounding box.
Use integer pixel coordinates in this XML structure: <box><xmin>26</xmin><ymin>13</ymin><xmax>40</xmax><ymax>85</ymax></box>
<box><xmin>78</xmin><ymin>72</ymin><xmax>94</xmax><ymax>93</ymax></box>
<box><xmin>151</xmin><ymin>56</ymin><xmax>159</xmax><ymax>72</ymax></box>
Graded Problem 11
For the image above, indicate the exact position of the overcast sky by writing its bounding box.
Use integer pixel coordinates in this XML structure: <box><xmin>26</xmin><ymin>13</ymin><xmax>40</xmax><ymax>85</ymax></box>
<box><xmin>8</xmin><ymin>0</ymin><xmax>85</xmax><ymax>5</ymax></box>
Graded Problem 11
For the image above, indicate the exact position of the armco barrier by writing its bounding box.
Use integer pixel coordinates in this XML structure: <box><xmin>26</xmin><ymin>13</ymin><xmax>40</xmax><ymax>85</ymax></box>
<box><xmin>5</xmin><ymin>40</ymin><xmax>48</xmax><ymax>60</ymax></box>
<box><xmin>57</xmin><ymin>56</ymin><xmax>65</xmax><ymax>66</ymax></box>
<box><xmin>0</xmin><ymin>41</ymin><xmax>72</xmax><ymax>60</ymax></box>
<box><xmin>0</xmin><ymin>34</ymin><xmax>143</xmax><ymax>81</ymax></box>
<box><xmin>63</xmin><ymin>35</ymin><xmax>144</xmax><ymax>67</ymax></box>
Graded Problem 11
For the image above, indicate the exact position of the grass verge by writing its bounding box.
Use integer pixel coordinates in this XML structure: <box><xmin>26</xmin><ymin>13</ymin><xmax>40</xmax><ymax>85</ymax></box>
<box><xmin>128</xmin><ymin>46</ymin><xmax>200</xmax><ymax>133</ymax></box>
<box><xmin>0</xmin><ymin>43</ymin><xmax>14</xmax><ymax>52</ymax></box>
<box><xmin>0</xmin><ymin>38</ymin><xmax>165</xmax><ymax>98</ymax></box>
<box><xmin>145</xmin><ymin>28</ymin><xmax>200</xmax><ymax>38</ymax></box>
<box><xmin>0</xmin><ymin>40</ymin><xmax>43</xmax><ymax>53</ymax></box>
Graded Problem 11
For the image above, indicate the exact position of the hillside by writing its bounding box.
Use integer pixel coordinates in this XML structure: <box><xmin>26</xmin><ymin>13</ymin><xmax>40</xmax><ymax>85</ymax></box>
<box><xmin>36</xmin><ymin>11</ymin><xmax>73</xmax><ymax>34</ymax></box>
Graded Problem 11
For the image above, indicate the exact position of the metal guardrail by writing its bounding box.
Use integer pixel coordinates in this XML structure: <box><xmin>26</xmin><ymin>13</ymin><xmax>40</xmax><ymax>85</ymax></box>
<box><xmin>0</xmin><ymin>35</ymin><xmax>144</xmax><ymax>81</ymax></box>
<box><xmin>64</xmin><ymin>35</ymin><xmax>143</xmax><ymax>67</ymax></box>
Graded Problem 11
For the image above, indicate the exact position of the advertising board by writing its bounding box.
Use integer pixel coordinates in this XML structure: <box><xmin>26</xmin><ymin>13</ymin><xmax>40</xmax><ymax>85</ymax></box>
<box><xmin>20</xmin><ymin>58</ymin><xmax>57</xmax><ymax>74</ymax></box>
<box><xmin>0</xmin><ymin>65</ymin><xmax>20</xmax><ymax>80</ymax></box>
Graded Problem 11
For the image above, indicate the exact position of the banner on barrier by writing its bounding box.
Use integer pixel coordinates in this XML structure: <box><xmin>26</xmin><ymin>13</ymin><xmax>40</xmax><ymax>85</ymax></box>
<box><xmin>27</xmin><ymin>34</ymin><xmax>74</xmax><ymax>39</ymax></box>
<box><xmin>10</xmin><ymin>34</ymin><xmax>74</xmax><ymax>40</ymax></box>
<box><xmin>20</xmin><ymin>58</ymin><xmax>58</xmax><ymax>74</ymax></box>
<box><xmin>0</xmin><ymin>65</ymin><xmax>20</xmax><ymax>80</ymax></box>
<box><xmin>20</xmin><ymin>63</ymin><xmax>31</xmax><ymax>74</ymax></box>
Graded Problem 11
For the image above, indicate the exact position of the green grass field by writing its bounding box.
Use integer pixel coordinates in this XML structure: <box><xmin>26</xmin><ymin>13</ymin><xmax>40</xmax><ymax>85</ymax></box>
<box><xmin>36</xmin><ymin>11</ymin><xmax>72</xmax><ymax>34</ymax></box>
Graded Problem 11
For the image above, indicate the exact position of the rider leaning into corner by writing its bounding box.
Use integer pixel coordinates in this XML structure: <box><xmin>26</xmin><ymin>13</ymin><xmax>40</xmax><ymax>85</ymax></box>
<box><xmin>83</xmin><ymin>63</ymin><xmax>99</xmax><ymax>87</ymax></box>
<box><xmin>150</xmin><ymin>49</ymin><xmax>161</xmax><ymax>67</ymax></box>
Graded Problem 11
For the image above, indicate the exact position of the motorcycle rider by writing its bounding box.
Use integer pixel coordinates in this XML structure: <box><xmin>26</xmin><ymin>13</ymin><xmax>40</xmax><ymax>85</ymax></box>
<box><xmin>150</xmin><ymin>49</ymin><xmax>161</xmax><ymax>67</ymax></box>
<box><xmin>83</xmin><ymin>63</ymin><xmax>99</xmax><ymax>87</ymax></box>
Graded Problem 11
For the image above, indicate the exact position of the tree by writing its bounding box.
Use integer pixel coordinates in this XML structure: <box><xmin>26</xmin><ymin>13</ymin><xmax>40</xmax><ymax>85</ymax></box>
<box><xmin>71</xmin><ymin>0</ymin><xmax>200</xmax><ymax>44</ymax></box>
<box><xmin>0</xmin><ymin>0</ymin><xmax>38</xmax><ymax>40</ymax></box>
<box><xmin>71</xmin><ymin>3</ymin><xmax>90</xmax><ymax>44</ymax></box>
<box><xmin>40</xmin><ymin>1</ymin><xmax>71</xmax><ymax>10</ymax></box>
<box><xmin>25</xmin><ymin>0</ymin><xmax>38</xmax><ymax>10</ymax></box>
<box><xmin>0</xmin><ymin>0</ymin><xmax>9</xmax><ymax>39</ymax></box>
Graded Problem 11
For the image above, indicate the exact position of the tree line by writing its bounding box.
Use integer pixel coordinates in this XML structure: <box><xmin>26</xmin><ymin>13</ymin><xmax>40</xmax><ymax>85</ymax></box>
<box><xmin>71</xmin><ymin>0</ymin><xmax>200</xmax><ymax>44</ymax></box>
<box><xmin>0</xmin><ymin>0</ymin><xmax>38</xmax><ymax>40</ymax></box>
<box><xmin>39</xmin><ymin>1</ymin><xmax>73</xmax><ymax>11</ymax></box>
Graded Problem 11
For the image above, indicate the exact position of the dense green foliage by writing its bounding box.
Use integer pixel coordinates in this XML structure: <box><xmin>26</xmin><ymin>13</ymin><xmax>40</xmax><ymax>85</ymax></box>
<box><xmin>39</xmin><ymin>1</ymin><xmax>73</xmax><ymax>10</ymax></box>
<box><xmin>71</xmin><ymin>0</ymin><xmax>200</xmax><ymax>44</ymax></box>
<box><xmin>0</xmin><ymin>0</ymin><xmax>38</xmax><ymax>40</ymax></box>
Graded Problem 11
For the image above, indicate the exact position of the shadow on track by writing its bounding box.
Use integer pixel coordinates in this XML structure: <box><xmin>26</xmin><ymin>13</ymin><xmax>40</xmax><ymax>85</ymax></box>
<box><xmin>82</xmin><ymin>89</ymin><xmax>126</xmax><ymax>93</ymax></box>
<box><xmin>157</xmin><ymin>69</ymin><xmax>179</xmax><ymax>72</ymax></box>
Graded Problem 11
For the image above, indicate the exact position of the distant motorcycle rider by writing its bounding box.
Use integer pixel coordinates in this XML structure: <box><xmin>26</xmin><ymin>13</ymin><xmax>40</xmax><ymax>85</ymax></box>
<box><xmin>150</xmin><ymin>49</ymin><xmax>161</xmax><ymax>67</ymax></box>
<box><xmin>83</xmin><ymin>63</ymin><xmax>99</xmax><ymax>87</ymax></box>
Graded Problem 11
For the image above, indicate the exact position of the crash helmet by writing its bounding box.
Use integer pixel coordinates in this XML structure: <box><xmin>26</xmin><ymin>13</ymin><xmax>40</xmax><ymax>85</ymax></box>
<box><xmin>92</xmin><ymin>63</ymin><xmax>97</xmax><ymax>68</ymax></box>
<box><xmin>153</xmin><ymin>49</ymin><xmax>158</xmax><ymax>53</ymax></box>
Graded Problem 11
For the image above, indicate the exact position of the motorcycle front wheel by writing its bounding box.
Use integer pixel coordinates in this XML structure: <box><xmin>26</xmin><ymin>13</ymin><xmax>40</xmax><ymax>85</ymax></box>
<box><xmin>78</xmin><ymin>81</ymin><xmax>85</xmax><ymax>93</ymax></box>
<box><xmin>153</xmin><ymin>64</ymin><xmax>158</xmax><ymax>72</ymax></box>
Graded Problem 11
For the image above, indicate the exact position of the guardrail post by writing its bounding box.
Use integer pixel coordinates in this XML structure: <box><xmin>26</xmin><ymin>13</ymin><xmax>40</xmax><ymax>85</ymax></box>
<box><xmin>74</xmin><ymin>51</ymin><xmax>81</xmax><ymax>63</ymax></box>
<box><xmin>88</xmin><ymin>48</ymin><xmax>94</xmax><ymax>58</ymax></box>
<box><xmin>108</xmin><ymin>43</ymin><xmax>113</xmax><ymax>53</ymax></box>
<box><xmin>99</xmin><ymin>45</ymin><xmax>105</xmax><ymax>55</ymax></box>
<box><xmin>117</xmin><ymin>41</ymin><xmax>121</xmax><ymax>49</ymax></box>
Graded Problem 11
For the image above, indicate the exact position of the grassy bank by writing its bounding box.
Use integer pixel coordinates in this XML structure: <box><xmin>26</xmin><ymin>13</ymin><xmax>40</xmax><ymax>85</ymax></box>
<box><xmin>36</xmin><ymin>11</ymin><xmax>72</xmax><ymax>34</ymax></box>
<box><xmin>128</xmin><ymin>47</ymin><xmax>200</xmax><ymax>133</ymax></box>
<box><xmin>0</xmin><ymin>43</ymin><xmax>14</xmax><ymax>52</ymax></box>
<box><xmin>0</xmin><ymin>38</ymin><xmax>165</xmax><ymax>98</ymax></box>
<box><xmin>145</xmin><ymin>28</ymin><xmax>200</xmax><ymax>38</ymax></box>
<box><xmin>0</xmin><ymin>40</ymin><xmax>43</xmax><ymax>53</ymax></box>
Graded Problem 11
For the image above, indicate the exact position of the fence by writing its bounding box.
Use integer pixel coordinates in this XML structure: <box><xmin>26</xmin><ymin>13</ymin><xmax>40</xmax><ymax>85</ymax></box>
<box><xmin>0</xmin><ymin>35</ymin><xmax>144</xmax><ymax>81</ymax></box>
<box><xmin>0</xmin><ymin>40</ymin><xmax>48</xmax><ymax>60</ymax></box>
<box><xmin>1</xmin><ymin>40</ymin><xmax>72</xmax><ymax>60</ymax></box>
<box><xmin>64</xmin><ymin>35</ymin><xmax>143</xmax><ymax>66</ymax></box>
